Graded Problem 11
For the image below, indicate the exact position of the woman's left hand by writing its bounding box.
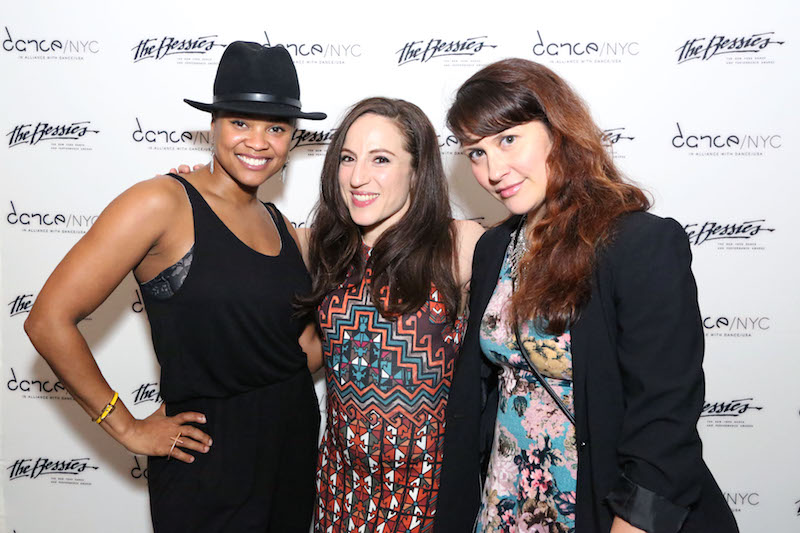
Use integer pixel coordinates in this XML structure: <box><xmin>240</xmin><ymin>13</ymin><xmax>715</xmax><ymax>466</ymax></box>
<box><xmin>610</xmin><ymin>516</ymin><xmax>646</xmax><ymax>533</ymax></box>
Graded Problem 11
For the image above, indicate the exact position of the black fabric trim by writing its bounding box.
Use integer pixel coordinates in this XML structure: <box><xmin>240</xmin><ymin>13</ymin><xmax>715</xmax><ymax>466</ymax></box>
<box><xmin>214</xmin><ymin>92</ymin><xmax>301</xmax><ymax>109</ymax></box>
<box><xmin>605</xmin><ymin>474</ymin><xmax>690</xmax><ymax>533</ymax></box>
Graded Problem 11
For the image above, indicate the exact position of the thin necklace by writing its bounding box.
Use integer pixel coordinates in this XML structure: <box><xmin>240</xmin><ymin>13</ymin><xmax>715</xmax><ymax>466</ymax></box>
<box><xmin>509</xmin><ymin>214</ymin><xmax>528</xmax><ymax>287</ymax></box>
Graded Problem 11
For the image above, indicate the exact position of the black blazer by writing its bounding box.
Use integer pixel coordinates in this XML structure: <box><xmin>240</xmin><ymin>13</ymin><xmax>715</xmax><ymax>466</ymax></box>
<box><xmin>435</xmin><ymin>212</ymin><xmax>738</xmax><ymax>533</ymax></box>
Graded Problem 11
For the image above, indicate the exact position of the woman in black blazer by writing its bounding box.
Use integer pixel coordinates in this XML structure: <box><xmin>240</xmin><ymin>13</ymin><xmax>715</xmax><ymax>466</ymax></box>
<box><xmin>434</xmin><ymin>59</ymin><xmax>738</xmax><ymax>533</ymax></box>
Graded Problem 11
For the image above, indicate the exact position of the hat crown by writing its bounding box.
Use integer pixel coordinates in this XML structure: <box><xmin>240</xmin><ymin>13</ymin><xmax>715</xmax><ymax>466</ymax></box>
<box><xmin>213</xmin><ymin>42</ymin><xmax>300</xmax><ymax>100</ymax></box>
<box><xmin>183</xmin><ymin>40</ymin><xmax>326</xmax><ymax>120</ymax></box>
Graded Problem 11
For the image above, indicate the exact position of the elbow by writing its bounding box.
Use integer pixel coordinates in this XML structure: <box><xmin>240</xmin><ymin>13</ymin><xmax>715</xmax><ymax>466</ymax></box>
<box><xmin>24</xmin><ymin>304</ymin><xmax>65</xmax><ymax>351</ymax></box>
<box><xmin>24</xmin><ymin>307</ymin><xmax>47</xmax><ymax>346</ymax></box>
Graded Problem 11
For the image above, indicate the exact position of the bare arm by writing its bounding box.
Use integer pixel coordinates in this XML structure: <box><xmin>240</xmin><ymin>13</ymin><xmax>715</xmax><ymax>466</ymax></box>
<box><xmin>25</xmin><ymin>178</ymin><xmax>212</xmax><ymax>463</ymax></box>
<box><xmin>610</xmin><ymin>517</ymin><xmax>646</xmax><ymax>533</ymax></box>
<box><xmin>295</xmin><ymin>226</ymin><xmax>310</xmax><ymax>267</ymax></box>
<box><xmin>300</xmin><ymin>322</ymin><xmax>323</xmax><ymax>373</ymax></box>
<box><xmin>453</xmin><ymin>219</ymin><xmax>485</xmax><ymax>311</ymax></box>
<box><xmin>279</xmin><ymin>214</ymin><xmax>320</xmax><ymax>371</ymax></box>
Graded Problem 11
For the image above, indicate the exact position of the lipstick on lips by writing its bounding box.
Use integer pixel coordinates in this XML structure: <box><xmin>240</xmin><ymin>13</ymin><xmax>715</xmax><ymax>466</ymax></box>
<box><xmin>351</xmin><ymin>191</ymin><xmax>379</xmax><ymax>208</ymax></box>
<box><xmin>498</xmin><ymin>181</ymin><xmax>523</xmax><ymax>199</ymax></box>
<box><xmin>236</xmin><ymin>153</ymin><xmax>270</xmax><ymax>170</ymax></box>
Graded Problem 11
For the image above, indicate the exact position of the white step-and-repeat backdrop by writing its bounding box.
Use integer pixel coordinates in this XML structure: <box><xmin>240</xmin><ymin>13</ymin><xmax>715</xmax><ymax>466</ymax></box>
<box><xmin>2</xmin><ymin>1</ymin><xmax>798</xmax><ymax>531</ymax></box>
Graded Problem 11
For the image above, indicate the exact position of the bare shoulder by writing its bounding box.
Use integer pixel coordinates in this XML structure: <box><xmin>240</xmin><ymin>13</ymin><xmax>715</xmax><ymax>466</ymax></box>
<box><xmin>452</xmin><ymin>219</ymin><xmax>485</xmax><ymax>286</ymax></box>
<box><xmin>276</xmin><ymin>212</ymin><xmax>310</xmax><ymax>267</ymax></box>
<box><xmin>115</xmin><ymin>175</ymin><xmax>188</xmax><ymax>215</ymax></box>
<box><xmin>453</xmin><ymin>219</ymin><xmax>485</xmax><ymax>253</ymax></box>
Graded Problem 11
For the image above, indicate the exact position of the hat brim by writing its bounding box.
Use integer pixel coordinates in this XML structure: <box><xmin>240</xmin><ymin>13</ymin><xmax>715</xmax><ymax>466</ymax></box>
<box><xmin>184</xmin><ymin>99</ymin><xmax>326</xmax><ymax>121</ymax></box>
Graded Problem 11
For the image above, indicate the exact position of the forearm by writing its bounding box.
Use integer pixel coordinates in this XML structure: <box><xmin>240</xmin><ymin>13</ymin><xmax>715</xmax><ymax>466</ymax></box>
<box><xmin>24</xmin><ymin>313</ymin><xmax>137</xmax><ymax>445</ymax></box>
<box><xmin>299</xmin><ymin>322</ymin><xmax>323</xmax><ymax>373</ymax></box>
<box><xmin>611</xmin><ymin>516</ymin><xmax>646</xmax><ymax>533</ymax></box>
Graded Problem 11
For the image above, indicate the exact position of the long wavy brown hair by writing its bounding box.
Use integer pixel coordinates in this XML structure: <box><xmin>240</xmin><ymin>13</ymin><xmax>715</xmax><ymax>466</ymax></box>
<box><xmin>297</xmin><ymin>97</ymin><xmax>460</xmax><ymax>322</ymax></box>
<box><xmin>447</xmin><ymin>58</ymin><xmax>650</xmax><ymax>334</ymax></box>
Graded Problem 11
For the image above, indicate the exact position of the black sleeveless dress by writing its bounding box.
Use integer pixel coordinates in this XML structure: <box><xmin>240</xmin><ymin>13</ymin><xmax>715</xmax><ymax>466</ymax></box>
<box><xmin>141</xmin><ymin>175</ymin><xmax>320</xmax><ymax>532</ymax></box>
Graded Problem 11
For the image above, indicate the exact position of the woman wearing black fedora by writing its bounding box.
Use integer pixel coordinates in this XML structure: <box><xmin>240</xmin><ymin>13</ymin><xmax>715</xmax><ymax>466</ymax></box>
<box><xmin>25</xmin><ymin>41</ymin><xmax>326</xmax><ymax>532</ymax></box>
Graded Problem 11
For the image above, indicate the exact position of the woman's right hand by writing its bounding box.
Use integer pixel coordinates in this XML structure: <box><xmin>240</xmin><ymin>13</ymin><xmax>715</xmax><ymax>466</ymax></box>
<box><xmin>121</xmin><ymin>404</ymin><xmax>212</xmax><ymax>463</ymax></box>
<box><xmin>167</xmin><ymin>163</ymin><xmax>204</xmax><ymax>174</ymax></box>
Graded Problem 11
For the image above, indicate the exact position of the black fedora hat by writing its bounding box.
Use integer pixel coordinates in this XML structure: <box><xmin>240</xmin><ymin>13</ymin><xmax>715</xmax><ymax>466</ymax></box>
<box><xmin>184</xmin><ymin>41</ymin><xmax>326</xmax><ymax>120</ymax></box>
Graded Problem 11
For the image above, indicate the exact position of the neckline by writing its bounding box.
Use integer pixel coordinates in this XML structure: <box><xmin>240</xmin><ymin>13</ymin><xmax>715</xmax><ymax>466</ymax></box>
<box><xmin>181</xmin><ymin>176</ymin><xmax>283</xmax><ymax>259</ymax></box>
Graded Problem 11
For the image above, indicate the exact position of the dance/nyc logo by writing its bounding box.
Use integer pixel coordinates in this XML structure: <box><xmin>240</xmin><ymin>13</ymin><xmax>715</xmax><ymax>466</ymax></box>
<box><xmin>436</xmin><ymin>130</ymin><xmax>461</xmax><ymax>156</ymax></box>
<box><xmin>676</xmin><ymin>32</ymin><xmax>785</xmax><ymax>64</ymax></box>
<box><xmin>724</xmin><ymin>492</ymin><xmax>760</xmax><ymax>513</ymax></box>
<box><xmin>131</xmin><ymin>456</ymin><xmax>148</xmax><ymax>480</ymax></box>
<box><xmin>396</xmin><ymin>36</ymin><xmax>497</xmax><ymax>66</ymax></box>
<box><xmin>7</xmin><ymin>457</ymin><xmax>98</xmax><ymax>481</ymax></box>
<box><xmin>131</xmin><ymin>118</ymin><xmax>212</xmax><ymax>152</ymax></box>
<box><xmin>6</xmin><ymin>121</ymin><xmax>99</xmax><ymax>148</ymax></box>
<box><xmin>6</xmin><ymin>201</ymin><xmax>98</xmax><ymax>234</ymax></box>
<box><xmin>532</xmin><ymin>30</ymin><xmax>639</xmax><ymax>63</ymax></box>
<box><xmin>131</xmin><ymin>34</ymin><xmax>225</xmax><ymax>63</ymax></box>
<box><xmin>703</xmin><ymin>316</ymin><xmax>770</xmax><ymax>338</ymax></box>
<box><xmin>2</xmin><ymin>26</ymin><xmax>99</xmax><ymax>58</ymax></box>
<box><xmin>7</xmin><ymin>368</ymin><xmax>70</xmax><ymax>399</ymax></box>
<box><xmin>683</xmin><ymin>219</ymin><xmax>775</xmax><ymax>249</ymax></box>
<box><xmin>701</xmin><ymin>398</ymin><xmax>763</xmax><ymax>429</ymax></box>
<box><xmin>672</xmin><ymin>123</ymin><xmax>781</xmax><ymax>157</ymax></box>
<box><xmin>262</xmin><ymin>31</ymin><xmax>361</xmax><ymax>64</ymax></box>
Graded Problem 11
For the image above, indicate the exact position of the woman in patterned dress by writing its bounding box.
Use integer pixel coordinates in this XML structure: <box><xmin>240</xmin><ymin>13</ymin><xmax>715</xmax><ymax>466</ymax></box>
<box><xmin>297</xmin><ymin>97</ymin><xmax>483</xmax><ymax>533</ymax></box>
<box><xmin>435</xmin><ymin>59</ymin><xmax>738</xmax><ymax>533</ymax></box>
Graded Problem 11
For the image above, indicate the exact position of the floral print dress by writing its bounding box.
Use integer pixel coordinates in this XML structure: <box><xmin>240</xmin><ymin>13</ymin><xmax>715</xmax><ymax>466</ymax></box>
<box><xmin>476</xmin><ymin>242</ymin><xmax>577</xmax><ymax>533</ymax></box>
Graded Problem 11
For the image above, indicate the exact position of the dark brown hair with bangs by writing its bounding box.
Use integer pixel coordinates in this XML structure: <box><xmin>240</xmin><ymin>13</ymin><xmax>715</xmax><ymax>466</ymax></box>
<box><xmin>448</xmin><ymin>58</ymin><xmax>650</xmax><ymax>334</ymax></box>
<box><xmin>296</xmin><ymin>97</ymin><xmax>460</xmax><ymax>322</ymax></box>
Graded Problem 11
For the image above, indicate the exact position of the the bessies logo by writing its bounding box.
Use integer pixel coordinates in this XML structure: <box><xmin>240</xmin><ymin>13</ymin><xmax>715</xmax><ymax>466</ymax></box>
<box><xmin>724</xmin><ymin>492</ymin><xmax>760</xmax><ymax>513</ymax></box>
<box><xmin>6</xmin><ymin>201</ymin><xmax>97</xmax><ymax>234</ymax></box>
<box><xmin>532</xmin><ymin>30</ymin><xmax>639</xmax><ymax>64</ymax></box>
<box><xmin>3</xmin><ymin>26</ymin><xmax>99</xmax><ymax>60</ymax></box>
<box><xmin>683</xmin><ymin>219</ymin><xmax>775</xmax><ymax>251</ymax></box>
<box><xmin>602</xmin><ymin>127</ymin><xmax>635</xmax><ymax>159</ymax></box>
<box><xmin>131</xmin><ymin>383</ymin><xmax>162</xmax><ymax>406</ymax></box>
<box><xmin>676</xmin><ymin>32</ymin><xmax>785</xmax><ymax>65</ymax></box>
<box><xmin>7</xmin><ymin>368</ymin><xmax>70</xmax><ymax>400</ymax></box>
<box><xmin>263</xmin><ymin>31</ymin><xmax>361</xmax><ymax>65</ymax></box>
<box><xmin>703</xmin><ymin>316</ymin><xmax>770</xmax><ymax>338</ymax></box>
<box><xmin>131</xmin><ymin>118</ymin><xmax>212</xmax><ymax>152</ymax></box>
<box><xmin>672</xmin><ymin>123</ymin><xmax>781</xmax><ymax>157</ymax></box>
<box><xmin>8</xmin><ymin>293</ymin><xmax>34</xmax><ymax>317</ymax></box>
<box><xmin>396</xmin><ymin>36</ymin><xmax>497</xmax><ymax>66</ymax></box>
<box><xmin>701</xmin><ymin>397</ymin><xmax>763</xmax><ymax>428</ymax></box>
<box><xmin>7</xmin><ymin>457</ymin><xmax>98</xmax><ymax>484</ymax></box>
<box><xmin>289</xmin><ymin>127</ymin><xmax>336</xmax><ymax>156</ymax></box>
<box><xmin>131</xmin><ymin>34</ymin><xmax>225</xmax><ymax>64</ymax></box>
<box><xmin>6</xmin><ymin>121</ymin><xmax>100</xmax><ymax>151</ymax></box>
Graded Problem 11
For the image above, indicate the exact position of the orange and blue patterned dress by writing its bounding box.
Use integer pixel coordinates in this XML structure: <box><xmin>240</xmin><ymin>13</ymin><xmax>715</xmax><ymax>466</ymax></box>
<box><xmin>314</xmin><ymin>247</ymin><xmax>464</xmax><ymax>533</ymax></box>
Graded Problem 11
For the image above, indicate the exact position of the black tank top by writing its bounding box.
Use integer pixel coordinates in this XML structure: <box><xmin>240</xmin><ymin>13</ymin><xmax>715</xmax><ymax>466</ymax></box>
<box><xmin>140</xmin><ymin>175</ymin><xmax>311</xmax><ymax>403</ymax></box>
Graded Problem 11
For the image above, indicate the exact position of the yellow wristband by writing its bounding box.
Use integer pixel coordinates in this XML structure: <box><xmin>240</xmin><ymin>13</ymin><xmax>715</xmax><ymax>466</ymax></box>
<box><xmin>94</xmin><ymin>391</ymin><xmax>119</xmax><ymax>424</ymax></box>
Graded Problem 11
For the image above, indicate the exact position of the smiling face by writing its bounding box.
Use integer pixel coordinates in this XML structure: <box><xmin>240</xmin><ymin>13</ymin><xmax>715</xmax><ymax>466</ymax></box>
<box><xmin>212</xmin><ymin>113</ymin><xmax>293</xmax><ymax>189</ymax></box>
<box><xmin>338</xmin><ymin>113</ymin><xmax>414</xmax><ymax>246</ymax></box>
<box><xmin>462</xmin><ymin>120</ymin><xmax>552</xmax><ymax>216</ymax></box>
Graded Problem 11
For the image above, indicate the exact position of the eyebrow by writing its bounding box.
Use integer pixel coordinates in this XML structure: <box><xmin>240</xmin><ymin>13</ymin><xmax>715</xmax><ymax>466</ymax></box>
<box><xmin>340</xmin><ymin>147</ymin><xmax>397</xmax><ymax>157</ymax></box>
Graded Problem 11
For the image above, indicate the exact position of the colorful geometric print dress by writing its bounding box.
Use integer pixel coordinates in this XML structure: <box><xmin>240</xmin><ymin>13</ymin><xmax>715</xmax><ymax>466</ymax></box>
<box><xmin>476</xmin><ymin>241</ymin><xmax>577</xmax><ymax>533</ymax></box>
<box><xmin>314</xmin><ymin>245</ymin><xmax>464</xmax><ymax>533</ymax></box>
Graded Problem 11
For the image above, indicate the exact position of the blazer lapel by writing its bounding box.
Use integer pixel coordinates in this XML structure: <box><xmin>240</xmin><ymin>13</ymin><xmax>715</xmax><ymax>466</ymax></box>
<box><xmin>470</xmin><ymin>216</ymin><xmax>518</xmax><ymax>321</ymax></box>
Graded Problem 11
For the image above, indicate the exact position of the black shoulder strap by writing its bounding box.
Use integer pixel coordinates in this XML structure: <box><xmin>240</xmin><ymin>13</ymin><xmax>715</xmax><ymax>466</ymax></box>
<box><xmin>510</xmin><ymin>214</ymin><xmax>576</xmax><ymax>426</ymax></box>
